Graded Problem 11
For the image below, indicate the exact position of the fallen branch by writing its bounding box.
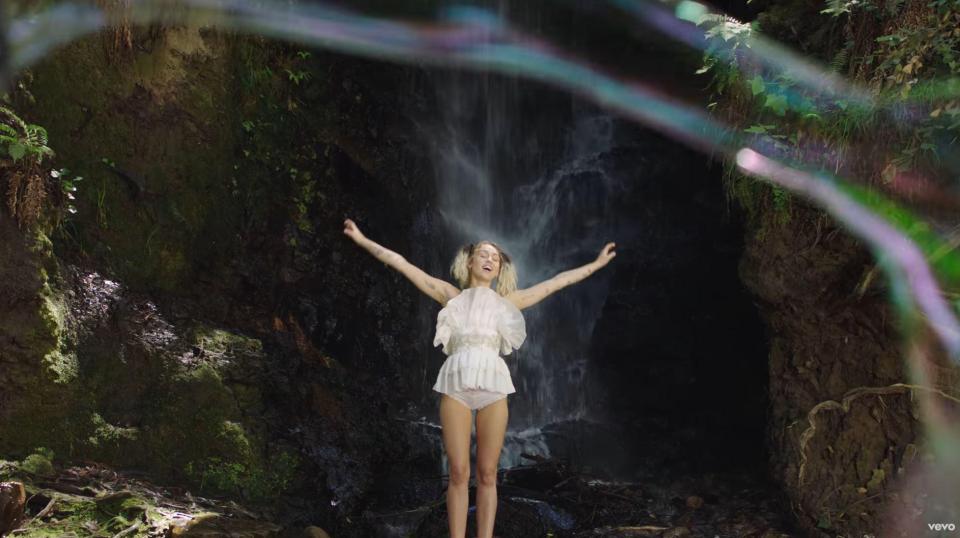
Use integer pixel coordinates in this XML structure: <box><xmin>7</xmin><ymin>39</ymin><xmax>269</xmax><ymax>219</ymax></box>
<box><xmin>112</xmin><ymin>519</ymin><xmax>141</xmax><ymax>538</ymax></box>
<box><xmin>32</xmin><ymin>497</ymin><xmax>56</xmax><ymax>520</ymax></box>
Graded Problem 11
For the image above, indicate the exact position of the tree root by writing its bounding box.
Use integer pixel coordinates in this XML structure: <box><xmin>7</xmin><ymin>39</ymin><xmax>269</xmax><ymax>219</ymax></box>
<box><xmin>797</xmin><ymin>382</ymin><xmax>960</xmax><ymax>486</ymax></box>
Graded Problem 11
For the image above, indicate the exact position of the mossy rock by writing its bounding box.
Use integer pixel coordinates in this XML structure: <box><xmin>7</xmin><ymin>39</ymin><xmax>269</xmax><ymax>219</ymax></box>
<box><xmin>19</xmin><ymin>454</ymin><xmax>54</xmax><ymax>478</ymax></box>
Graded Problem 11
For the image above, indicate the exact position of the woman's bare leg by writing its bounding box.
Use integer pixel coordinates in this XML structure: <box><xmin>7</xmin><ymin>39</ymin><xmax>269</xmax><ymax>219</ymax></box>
<box><xmin>440</xmin><ymin>394</ymin><xmax>473</xmax><ymax>538</ymax></box>
<box><xmin>475</xmin><ymin>397</ymin><xmax>508</xmax><ymax>538</ymax></box>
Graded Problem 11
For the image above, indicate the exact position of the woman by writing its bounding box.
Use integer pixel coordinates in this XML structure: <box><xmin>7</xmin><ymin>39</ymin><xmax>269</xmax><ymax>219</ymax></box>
<box><xmin>342</xmin><ymin>217</ymin><xmax>615</xmax><ymax>538</ymax></box>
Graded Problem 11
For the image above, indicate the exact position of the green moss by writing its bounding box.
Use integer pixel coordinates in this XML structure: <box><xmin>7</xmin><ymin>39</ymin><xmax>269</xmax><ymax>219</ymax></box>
<box><xmin>11</xmin><ymin>226</ymin><xmax>78</xmax><ymax>386</ymax></box>
<box><xmin>0</xmin><ymin>221</ymin><xmax>83</xmax><ymax>458</ymax></box>
<box><xmin>4</xmin><ymin>31</ymin><xmax>293</xmax><ymax>504</ymax></box>
<box><xmin>723</xmin><ymin>165</ymin><xmax>793</xmax><ymax>233</ymax></box>
<box><xmin>192</xmin><ymin>326</ymin><xmax>264</xmax><ymax>356</ymax></box>
<box><xmin>36</xmin><ymin>288</ymin><xmax>77</xmax><ymax>384</ymax></box>
<box><xmin>2</xmin><ymin>470</ymin><xmax>287</xmax><ymax>538</ymax></box>
<box><xmin>13</xmin><ymin>494</ymin><xmax>152</xmax><ymax>538</ymax></box>
<box><xmin>20</xmin><ymin>452</ymin><xmax>55</xmax><ymax>477</ymax></box>
<box><xmin>87</xmin><ymin>413</ymin><xmax>140</xmax><ymax>450</ymax></box>
<box><xmin>218</xmin><ymin>421</ymin><xmax>254</xmax><ymax>461</ymax></box>
<box><xmin>186</xmin><ymin>448</ymin><xmax>300</xmax><ymax>504</ymax></box>
<box><xmin>29</xmin><ymin>228</ymin><xmax>54</xmax><ymax>255</ymax></box>
<box><xmin>24</xmin><ymin>30</ymin><xmax>242</xmax><ymax>293</ymax></box>
<box><xmin>70</xmin><ymin>357</ymin><xmax>262</xmax><ymax>486</ymax></box>
<box><xmin>2</xmin><ymin>306</ymin><xmax>274</xmax><ymax>494</ymax></box>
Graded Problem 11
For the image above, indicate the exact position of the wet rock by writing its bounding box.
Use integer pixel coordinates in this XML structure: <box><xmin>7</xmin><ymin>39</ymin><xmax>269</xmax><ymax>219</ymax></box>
<box><xmin>0</xmin><ymin>482</ymin><xmax>26</xmax><ymax>534</ymax></box>
<box><xmin>302</xmin><ymin>526</ymin><xmax>331</xmax><ymax>538</ymax></box>
<box><xmin>580</xmin><ymin>525</ymin><xmax>669</xmax><ymax>537</ymax></box>
<box><xmin>415</xmin><ymin>492</ymin><xmax>547</xmax><ymax>537</ymax></box>
<box><xmin>169</xmin><ymin>513</ymin><xmax>282</xmax><ymax>537</ymax></box>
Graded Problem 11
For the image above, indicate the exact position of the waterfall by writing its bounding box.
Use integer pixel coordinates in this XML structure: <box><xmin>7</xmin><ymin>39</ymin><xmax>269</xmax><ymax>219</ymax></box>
<box><xmin>419</xmin><ymin>65</ymin><xmax>625</xmax><ymax>470</ymax></box>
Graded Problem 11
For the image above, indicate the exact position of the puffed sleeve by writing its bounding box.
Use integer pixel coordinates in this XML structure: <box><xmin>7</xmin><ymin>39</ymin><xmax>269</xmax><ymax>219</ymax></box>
<box><xmin>497</xmin><ymin>299</ymin><xmax>527</xmax><ymax>355</ymax></box>
<box><xmin>433</xmin><ymin>303</ymin><xmax>457</xmax><ymax>355</ymax></box>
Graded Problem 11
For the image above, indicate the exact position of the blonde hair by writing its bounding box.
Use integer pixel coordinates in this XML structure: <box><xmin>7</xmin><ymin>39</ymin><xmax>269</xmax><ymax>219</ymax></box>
<box><xmin>450</xmin><ymin>241</ymin><xmax>518</xmax><ymax>297</ymax></box>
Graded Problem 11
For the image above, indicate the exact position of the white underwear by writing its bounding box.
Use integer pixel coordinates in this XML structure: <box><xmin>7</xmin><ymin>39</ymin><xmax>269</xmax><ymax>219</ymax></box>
<box><xmin>443</xmin><ymin>389</ymin><xmax>508</xmax><ymax>411</ymax></box>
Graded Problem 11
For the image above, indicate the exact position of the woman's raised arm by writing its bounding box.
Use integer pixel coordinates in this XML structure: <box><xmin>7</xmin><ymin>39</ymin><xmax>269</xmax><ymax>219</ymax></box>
<box><xmin>343</xmin><ymin>218</ymin><xmax>460</xmax><ymax>305</ymax></box>
<box><xmin>506</xmin><ymin>242</ymin><xmax>616</xmax><ymax>310</ymax></box>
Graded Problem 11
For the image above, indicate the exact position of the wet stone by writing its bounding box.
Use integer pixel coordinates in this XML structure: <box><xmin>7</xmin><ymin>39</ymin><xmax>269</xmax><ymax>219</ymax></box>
<box><xmin>414</xmin><ymin>491</ymin><xmax>548</xmax><ymax>537</ymax></box>
<box><xmin>169</xmin><ymin>513</ymin><xmax>283</xmax><ymax>537</ymax></box>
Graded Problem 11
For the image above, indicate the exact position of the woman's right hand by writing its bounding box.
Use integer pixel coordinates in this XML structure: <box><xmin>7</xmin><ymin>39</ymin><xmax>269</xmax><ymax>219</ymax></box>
<box><xmin>595</xmin><ymin>242</ymin><xmax>616</xmax><ymax>267</ymax></box>
<box><xmin>343</xmin><ymin>218</ymin><xmax>366</xmax><ymax>244</ymax></box>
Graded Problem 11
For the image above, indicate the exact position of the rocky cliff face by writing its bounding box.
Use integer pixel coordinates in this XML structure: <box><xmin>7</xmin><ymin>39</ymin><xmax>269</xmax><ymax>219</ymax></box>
<box><xmin>0</xmin><ymin>215</ymin><xmax>77</xmax><ymax>458</ymax></box>
<box><xmin>693</xmin><ymin>0</ymin><xmax>960</xmax><ymax>531</ymax></box>
<box><xmin>739</xmin><ymin>200</ymin><xmax>949</xmax><ymax>536</ymax></box>
<box><xmin>0</xmin><ymin>25</ymin><xmax>444</xmax><ymax>536</ymax></box>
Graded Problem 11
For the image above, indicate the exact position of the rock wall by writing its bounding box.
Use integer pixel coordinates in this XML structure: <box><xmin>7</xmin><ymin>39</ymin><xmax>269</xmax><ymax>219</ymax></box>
<box><xmin>1</xmin><ymin>23</ymin><xmax>442</xmax><ymax>536</ymax></box>
<box><xmin>0</xmin><ymin>216</ymin><xmax>78</xmax><ymax>458</ymax></box>
<box><xmin>739</xmin><ymin>200</ymin><xmax>956</xmax><ymax>536</ymax></box>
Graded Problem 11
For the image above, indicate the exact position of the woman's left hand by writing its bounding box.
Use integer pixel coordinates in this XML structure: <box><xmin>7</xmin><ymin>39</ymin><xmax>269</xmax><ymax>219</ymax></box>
<box><xmin>595</xmin><ymin>242</ymin><xmax>616</xmax><ymax>267</ymax></box>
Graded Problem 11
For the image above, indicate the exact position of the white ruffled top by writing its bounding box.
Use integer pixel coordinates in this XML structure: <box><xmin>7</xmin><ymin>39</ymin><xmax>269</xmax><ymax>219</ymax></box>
<box><xmin>432</xmin><ymin>286</ymin><xmax>527</xmax><ymax>395</ymax></box>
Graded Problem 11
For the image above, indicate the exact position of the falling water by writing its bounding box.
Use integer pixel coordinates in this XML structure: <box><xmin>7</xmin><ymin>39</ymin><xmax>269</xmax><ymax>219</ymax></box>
<box><xmin>419</xmin><ymin>58</ymin><xmax>629</xmax><ymax>471</ymax></box>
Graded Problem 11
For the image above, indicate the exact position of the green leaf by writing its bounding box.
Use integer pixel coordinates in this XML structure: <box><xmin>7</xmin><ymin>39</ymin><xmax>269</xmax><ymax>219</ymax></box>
<box><xmin>9</xmin><ymin>142</ymin><xmax>25</xmax><ymax>161</ymax></box>
<box><xmin>750</xmin><ymin>75</ymin><xmax>765</xmax><ymax>96</ymax></box>
<box><xmin>764</xmin><ymin>94</ymin><xmax>788</xmax><ymax>116</ymax></box>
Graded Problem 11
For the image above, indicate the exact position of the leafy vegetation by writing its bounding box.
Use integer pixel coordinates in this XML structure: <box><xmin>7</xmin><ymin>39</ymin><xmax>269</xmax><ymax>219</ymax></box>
<box><xmin>0</xmin><ymin>105</ymin><xmax>79</xmax><ymax>227</ymax></box>
<box><xmin>185</xmin><ymin>449</ymin><xmax>299</xmax><ymax>505</ymax></box>
<box><xmin>235</xmin><ymin>38</ymin><xmax>322</xmax><ymax>243</ymax></box>
<box><xmin>696</xmin><ymin>0</ymin><xmax>960</xmax><ymax>230</ymax></box>
<box><xmin>19</xmin><ymin>447</ymin><xmax>56</xmax><ymax>477</ymax></box>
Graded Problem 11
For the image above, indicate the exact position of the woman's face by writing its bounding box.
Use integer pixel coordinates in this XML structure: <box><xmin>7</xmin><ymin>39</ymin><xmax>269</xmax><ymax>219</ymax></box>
<box><xmin>469</xmin><ymin>243</ymin><xmax>502</xmax><ymax>282</ymax></box>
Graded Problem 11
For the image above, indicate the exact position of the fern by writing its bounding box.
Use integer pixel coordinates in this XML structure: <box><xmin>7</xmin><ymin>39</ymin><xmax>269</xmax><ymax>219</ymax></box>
<box><xmin>829</xmin><ymin>44</ymin><xmax>851</xmax><ymax>73</ymax></box>
<box><xmin>822</xmin><ymin>0</ymin><xmax>857</xmax><ymax>16</ymax></box>
<box><xmin>26</xmin><ymin>125</ymin><xmax>48</xmax><ymax>148</ymax></box>
<box><xmin>0</xmin><ymin>107</ymin><xmax>54</xmax><ymax>165</ymax></box>
<box><xmin>0</xmin><ymin>106</ymin><xmax>58</xmax><ymax>227</ymax></box>
<box><xmin>0</xmin><ymin>106</ymin><xmax>29</xmax><ymax>135</ymax></box>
